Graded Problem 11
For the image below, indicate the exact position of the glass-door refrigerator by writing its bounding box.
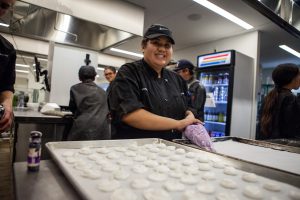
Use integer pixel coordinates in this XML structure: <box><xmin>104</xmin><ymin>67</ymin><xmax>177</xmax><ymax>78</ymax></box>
<box><xmin>196</xmin><ymin>50</ymin><xmax>254</xmax><ymax>138</ymax></box>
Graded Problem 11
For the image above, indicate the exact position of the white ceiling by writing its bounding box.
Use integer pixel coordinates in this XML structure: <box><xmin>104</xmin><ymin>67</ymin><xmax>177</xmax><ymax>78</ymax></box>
<box><xmin>106</xmin><ymin>0</ymin><xmax>300</xmax><ymax>68</ymax></box>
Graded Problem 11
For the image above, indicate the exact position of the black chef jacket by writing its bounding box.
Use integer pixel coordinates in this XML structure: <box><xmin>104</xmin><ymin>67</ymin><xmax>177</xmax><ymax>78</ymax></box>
<box><xmin>108</xmin><ymin>59</ymin><xmax>189</xmax><ymax>140</ymax></box>
<box><xmin>0</xmin><ymin>35</ymin><xmax>16</xmax><ymax>93</ymax></box>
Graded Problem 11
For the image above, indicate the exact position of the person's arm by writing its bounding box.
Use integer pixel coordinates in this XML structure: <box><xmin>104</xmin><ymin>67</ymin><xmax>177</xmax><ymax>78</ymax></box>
<box><xmin>68</xmin><ymin>89</ymin><xmax>76</xmax><ymax>114</ymax></box>
<box><xmin>122</xmin><ymin>109</ymin><xmax>201</xmax><ymax>131</ymax></box>
<box><xmin>0</xmin><ymin>91</ymin><xmax>14</xmax><ymax>132</ymax></box>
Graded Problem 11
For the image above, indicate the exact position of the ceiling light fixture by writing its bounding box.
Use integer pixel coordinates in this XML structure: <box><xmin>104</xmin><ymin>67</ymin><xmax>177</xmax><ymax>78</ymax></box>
<box><xmin>17</xmin><ymin>55</ymin><xmax>48</xmax><ymax>61</ymax></box>
<box><xmin>110</xmin><ymin>48</ymin><xmax>143</xmax><ymax>58</ymax></box>
<box><xmin>193</xmin><ymin>0</ymin><xmax>254</xmax><ymax>30</ymax></box>
<box><xmin>279</xmin><ymin>45</ymin><xmax>300</xmax><ymax>58</ymax></box>
<box><xmin>0</xmin><ymin>22</ymin><xmax>9</xmax><ymax>27</ymax></box>
<box><xmin>16</xmin><ymin>69</ymin><xmax>29</xmax><ymax>73</ymax></box>
<box><xmin>16</xmin><ymin>64</ymin><xmax>30</xmax><ymax>68</ymax></box>
<box><xmin>97</xmin><ymin>67</ymin><xmax>104</xmax><ymax>71</ymax></box>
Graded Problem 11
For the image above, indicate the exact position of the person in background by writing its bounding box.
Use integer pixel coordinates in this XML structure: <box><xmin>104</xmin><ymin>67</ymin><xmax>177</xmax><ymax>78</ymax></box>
<box><xmin>174</xmin><ymin>59</ymin><xmax>206</xmax><ymax>121</ymax></box>
<box><xmin>104</xmin><ymin>66</ymin><xmax>117</xmax><ymax>137</ymax></box>
<box><xmin>0</xmin><ymin>0</ymin><xmax>16</xmax><ymax>133</ymax></box>
<box><xmin>104</xmin><ymin>66</ymin><xmax>117</xmax><ymax>94</ymax></box>
<box><xmin>108</xmin><ymin>24</ymin><xmax>201</xmax><ymax>140</ymax></box>
<box><xmin>258</xmin><ymin>63</ymin><xmax>300</xmax><ymax>139</ymax></box>
<box><xmin>104</xmin><ymin>66</ymin><xmax>117</xmax><ymax>84</ymax></box>
<box><xmin>68</xmin><ymin>65</ymin><xmax>110</xmax><ymax>140</ymax></box>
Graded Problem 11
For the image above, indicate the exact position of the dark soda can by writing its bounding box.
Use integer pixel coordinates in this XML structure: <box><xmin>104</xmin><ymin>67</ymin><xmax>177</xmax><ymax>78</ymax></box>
<box><xmin>27</xmin><ymin>131</ymin><xmax>42</xmax><ymax>172</ymax></box>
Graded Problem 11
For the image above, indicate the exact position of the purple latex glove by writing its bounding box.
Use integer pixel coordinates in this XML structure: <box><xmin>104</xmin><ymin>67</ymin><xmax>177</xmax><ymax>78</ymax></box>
<box><xmin>183</xmin><ymin>124</ymin><xmax>216</xmax><ymax>152</ymax></box>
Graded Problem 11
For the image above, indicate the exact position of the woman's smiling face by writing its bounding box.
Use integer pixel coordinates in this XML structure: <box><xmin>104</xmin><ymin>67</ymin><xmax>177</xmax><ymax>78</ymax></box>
<box><xmin>143</xmin><ymin>36</ymin><xmax>173</xmax><ymax>70</ymax></box>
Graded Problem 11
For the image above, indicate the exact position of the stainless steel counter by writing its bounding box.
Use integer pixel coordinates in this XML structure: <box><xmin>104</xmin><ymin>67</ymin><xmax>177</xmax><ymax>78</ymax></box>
<box><xmin>14</xmin><ymin>110</ymin><xmax>71</xmax><ymax>123</ymax></box>
<box><xmin>14</xmin><ymin>160</ymin><xmax>81</xmax><ymax>200</ymax></box>
<box><xmin>13</xmin><ymin>110</ymin><xmax>72</xmax><ymax>162</ymax></box>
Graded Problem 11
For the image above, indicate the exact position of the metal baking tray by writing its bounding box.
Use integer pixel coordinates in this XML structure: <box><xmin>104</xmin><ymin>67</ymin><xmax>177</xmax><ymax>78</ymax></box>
<box><xmin>46</xmin><ymin>138</ymin><xmax>300</xmax><ymax>194</ymax></box>
<box><xmin>266</xmin><ymin>138</ymin><xmax>300</xmax><ymax>148</ymax></box>
<box><xmin>174</xmin><ymin>136</ymin><xmax>300</xmax><ymax>154</ymax></box>
<box><xmin>173</xmin><ymin>137</ymin><xmax>300</xmax><ymax>181</ymax></box>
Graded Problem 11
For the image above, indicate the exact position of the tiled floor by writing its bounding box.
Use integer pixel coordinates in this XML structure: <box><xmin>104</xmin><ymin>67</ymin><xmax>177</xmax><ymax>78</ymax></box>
<box><xmin>0</xmin><ymin>139</ymin><xmax>14</xmax><ymax>200</ymax></box>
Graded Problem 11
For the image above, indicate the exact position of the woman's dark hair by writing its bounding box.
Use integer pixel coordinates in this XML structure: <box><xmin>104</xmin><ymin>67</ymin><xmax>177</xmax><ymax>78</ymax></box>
<box><xmin>272</xmin><ymin>63</ymin><xmax>299</xmax><ymax>88</ymax></box>
<box><xmin>78</xmin><ymin>65</ymin><xmax>97</xmax><ymax>81</ymax></box>
<box><xmin>260</xmin><ymin>63</ymin><xmax>299</xmax><ymax>136</ymax></box>
<box><xmin>104</xmin><ymin>66</ymin><xmax>117</xmax><ymax>73</ymax></box>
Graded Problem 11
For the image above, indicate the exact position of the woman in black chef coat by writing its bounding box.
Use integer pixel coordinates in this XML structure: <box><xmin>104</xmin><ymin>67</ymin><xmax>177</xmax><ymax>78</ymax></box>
<box><xmin>108</xmin><ymin>24</ymin><xmax>201</xmax><ymax>140</ymax></box>
<box><xmin>258</xmin><ymin>63</ymin><xmax>300</xmax><ymax>139</ymax></box>
<box><xmin>68</xmin><ymin>65</ymin><xmax>110</xmax><ymax>140</ymax></box>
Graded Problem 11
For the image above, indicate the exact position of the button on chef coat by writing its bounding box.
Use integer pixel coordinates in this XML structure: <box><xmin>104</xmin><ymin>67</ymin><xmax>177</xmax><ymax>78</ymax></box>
<box><xmin>108</xmin><ymin>59</ymin><xmax>189</xmax><ymax>140</ymax></box>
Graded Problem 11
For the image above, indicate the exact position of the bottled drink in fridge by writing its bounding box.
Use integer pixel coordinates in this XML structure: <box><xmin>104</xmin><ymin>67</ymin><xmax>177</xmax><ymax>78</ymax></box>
<box><xmin>218</xmin><ymin>112</ymin><xmax>224</xmax><ymax>122</ymax></box>
<box><xmin>213</xmin><ymin>86</ymin><xmax>219</xmax><ymax>101</ymax></box>
<box><xmin>200</xmin><ymin>73</ymin><xmax>206</xmax><ymax>84</ymax></box>
<box><xmin>204</xmin><ymin>74</ymin><xmax>209</xmax><ymax>84</ymax></box>
<box><xmin>223</xmin><ymin>72</ymin><xmax>229</xmax><ymax>84</ymax></box>
<box><xmin>208</xmin><ymin>74</ymin><xmax>213</xmax><ymax>84</ymax></box>
<box><xmin>219</xmin><ymin>86</ymin><xmax>225</xmax><ymax>101</ymax></box>
<box><xmin>224</xmin><ymin>86</ymin><xmax>228</xmax><ymax>101</ymax></box>
<box><xmin>211</xmin><ymin>112</ymin><xmax>215</xmax><ymax>121</ymax></box>
<box><xmin>217</xmin><ymin>73</ymin><xmax>223</xmax><ymax>84</ymax></box>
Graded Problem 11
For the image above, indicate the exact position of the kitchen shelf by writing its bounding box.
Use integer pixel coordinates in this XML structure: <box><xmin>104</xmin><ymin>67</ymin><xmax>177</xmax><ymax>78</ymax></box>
<box><xmin>215</xmin><ymin>101</ymin><xmax>227</xmax><ymax>104</ymax></box>
<box><xmin>203</xmin><ymin>84</ymin><xmax>228</xmax><ymax>87</ymax></box>
<box><xmin>204</xmin><ymin>121</ymin><xmax>226</xmax><ymax>125</ymax></box>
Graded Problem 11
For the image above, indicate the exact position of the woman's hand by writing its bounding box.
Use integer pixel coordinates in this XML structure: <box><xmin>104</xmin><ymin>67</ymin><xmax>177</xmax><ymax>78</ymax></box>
<box><xmin>176</xmin><ymin>110</ymin><xmax>202</xmax><ymax>131</ymax></box>
<box><xmin>0</xmin><ymin>104</ymin><xmax>13</xmax><ymax>133</ymax></box>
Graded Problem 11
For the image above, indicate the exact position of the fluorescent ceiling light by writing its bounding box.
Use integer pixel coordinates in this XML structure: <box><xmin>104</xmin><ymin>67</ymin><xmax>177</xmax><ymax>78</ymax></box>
<box><xmin>279</xmin><ymin>45</ymin><xmax>300</xmax><ymax>58</ymax></box>
<box><xmin>0</xmin><ymin>22</ymin><xmax>9</xmax><ymax>27</ymax></box>
<box><xmin>16</xmin><ymin>64</ymin><xmax>30</xmax><ymax>68</ymax></box>
<box><xmin>17</xmin><ymin>55</ymin><xmax>48</xmax><ymax>61</ymax></box>
<box><xmin>97</xmin><ymin>67</ymin><xmax>104</xmax><ymax>71</ymax></box>
<box><xmin>16</xmin><ymin>69</ymin><xmax>29</xmax><ymax>73</ymax></box>
<box><xmin>110</xmin><ymin>48</ymin><xmax>143</xmax><ymax>58</ymax></box>
<box><xmin>193</xmin><ymin>0</ymin><xmax>253</xmax><ymax>30</ymax></box>
<box><xmin>38</xmin><ymin>58</ymin><xmax>48</xmax><ymax>61</ymax></box>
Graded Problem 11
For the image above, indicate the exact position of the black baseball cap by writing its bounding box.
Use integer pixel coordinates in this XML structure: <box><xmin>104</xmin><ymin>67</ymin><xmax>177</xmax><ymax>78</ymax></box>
<box><xmin>144</xmin><ymin>24</ymin><xmax>175</xmax><ymax>44</ymax></box>
<box><xmin>174</xmin><ymin>59</ymin><xmax>195</xmax><ymax>72</ymax></box>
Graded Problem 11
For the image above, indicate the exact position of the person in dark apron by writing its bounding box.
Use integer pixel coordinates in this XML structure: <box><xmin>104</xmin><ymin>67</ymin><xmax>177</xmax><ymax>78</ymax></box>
<box><xmin>68</xmin><ymin>66</ymin><xmax>109</xmax><ymax>140</ymax></box>
<box><xmin>108</xmin><ymin>24</ymin><xmax>201</xmax><ymax>140</ymax></box>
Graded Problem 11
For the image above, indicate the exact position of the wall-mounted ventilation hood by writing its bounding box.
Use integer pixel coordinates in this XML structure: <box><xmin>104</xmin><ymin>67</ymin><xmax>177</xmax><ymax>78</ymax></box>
<box><xmin>0</xmin><ymin>1</ymin><xmax>135</xmax><ymax>51</ymax></box>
